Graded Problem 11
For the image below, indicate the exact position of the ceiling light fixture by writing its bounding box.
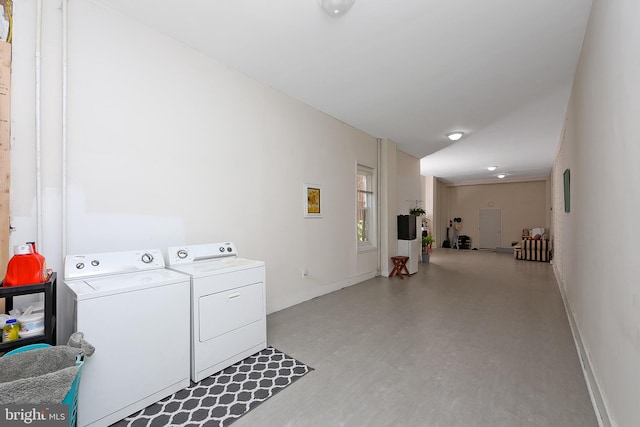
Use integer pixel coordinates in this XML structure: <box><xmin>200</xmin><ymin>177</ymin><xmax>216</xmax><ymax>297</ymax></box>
<box><xmin>487</xmin><ymin>166</ymin><xmax>497</xmax><ymax>171</ymax></box>
<box><xmin>497</xmin><ymin>173</ymin><xmax>507</xmax><ymax>179</ymax></box>
<box><xmin>446</xmin><ymin>131</ymin><xmax>464</xmax><ymax>141</ymax></box>
<box><xmin>319</xmin><ymin>0</ymin><xmax>355</xmax><ymax>17</ymax></box>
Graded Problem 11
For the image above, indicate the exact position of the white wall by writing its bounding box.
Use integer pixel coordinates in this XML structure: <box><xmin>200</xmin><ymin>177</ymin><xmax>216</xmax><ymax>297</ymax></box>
<box><xmin>376</xmin><ymin>144</ymin><xmax>421</xmax><ymax>276</ymax></box>
<box><xmin>421</xmin><ymin>175</ymin><xmax>435</xmax><ymax>239</ymax></box>
<box><xmin>435</xmin><ymin>178</ymin><xmax>449</xmax><ymax>246</ymax></box>
<box><xmin>396</xmin><ymin>150</ymin><xmax>422</xmax><ymax>215</ymax></box>
<box><xmin>379</xmin><ymin>138</ymin><xmax>397</xmax><ymax>277</ymax></box>
<box><xmin>553</xmin><ymin>0</ymin><xmax>640</xmax><ymax>425</ymax></box>
<box><xmin>446</xmin><ymin>180</ymin><xmax>548</xmax><ymax>248</ymax></box>
<box><xmin>10</xmin><ymin>0</ymin><xmax>380</xmax><ymax>314</ymax></box>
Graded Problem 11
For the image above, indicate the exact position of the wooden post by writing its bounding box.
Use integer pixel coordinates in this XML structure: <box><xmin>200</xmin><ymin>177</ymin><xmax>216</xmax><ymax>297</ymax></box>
<box><xmin>0</xmin><ymin>41</ymin><xmax>10</xmax><ymax>307</ymax></box>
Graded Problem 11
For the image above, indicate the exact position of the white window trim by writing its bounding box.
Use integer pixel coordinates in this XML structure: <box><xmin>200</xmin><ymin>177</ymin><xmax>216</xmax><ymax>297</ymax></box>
<box><xmin>357</xmin><ymin>163</ymin><xmax>377</xmax><ymax>253</ymax></box>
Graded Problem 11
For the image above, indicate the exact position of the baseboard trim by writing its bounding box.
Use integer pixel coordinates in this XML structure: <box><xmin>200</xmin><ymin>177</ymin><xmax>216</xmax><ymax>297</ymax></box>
<box><xmin>267</xmin><ymin>271</ymin><xmax>377</xmax><ymax>314</ymax></box>
<box><xmin>553</xmin><ymin>265</ymin><xmax>611</xmax><ymax>427</ymax></box>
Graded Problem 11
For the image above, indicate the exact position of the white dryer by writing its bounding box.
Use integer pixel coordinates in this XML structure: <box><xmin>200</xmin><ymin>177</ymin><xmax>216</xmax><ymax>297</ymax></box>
<box><xmin>58</xmin><ymin>249</ymin><xmax>190</xmax><ymax>427</ymax></box>
<box><xmin>166</xmin><ymin>242</ymin><xmax>266</xmax><ymax>382</ymax></box>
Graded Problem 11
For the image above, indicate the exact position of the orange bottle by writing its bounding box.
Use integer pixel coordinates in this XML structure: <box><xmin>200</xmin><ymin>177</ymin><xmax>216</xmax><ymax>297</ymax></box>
<box><xmin>27</xmin><ymin>242</ymin><xmax>48</xmax><ymax>281</ymax></box>
<box><xmin>3</xmin><ymin>244</ymin><xmax>45</xmax><ymax>287</ymax></box>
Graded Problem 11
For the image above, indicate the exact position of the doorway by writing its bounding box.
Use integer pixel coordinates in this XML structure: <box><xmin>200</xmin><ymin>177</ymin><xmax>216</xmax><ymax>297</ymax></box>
<box><xmin>479</xmin><ymin>209</ymin><xmax>501</xmax><ymax>249</ymax></box>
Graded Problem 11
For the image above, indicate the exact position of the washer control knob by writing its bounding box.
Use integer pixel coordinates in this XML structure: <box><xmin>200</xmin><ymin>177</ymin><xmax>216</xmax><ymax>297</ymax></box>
<box><xmin>177</xmin><ymin>249</ymin><xmax>188</xmax><ymax>259</ymax></box>
<box><xmin>227</xmin><ymin>247</ymin><xmax>232</xmax><ymax>252</ymax></box>
<box><xmin>219</xmin><ymin>247</ymin><xmax>225</xmax><ymax>253</ymax></box>
<box><xmin>91</xmin><ymin>260</ymin><xmax>100</xmax><ymax>267</ymax></box>
<box><xmin>76</xmin><ymin>262</ymin><xmax>85</xmax><ymax>270</ymax></box>
<box><xmin>141</xmin><ymin>253</ymin><xmax>154</xmax><ymax>264</ymax></box>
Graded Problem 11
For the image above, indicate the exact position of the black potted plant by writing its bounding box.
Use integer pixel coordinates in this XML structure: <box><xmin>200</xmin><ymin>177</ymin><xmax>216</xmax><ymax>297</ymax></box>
<box><xmin>422</xmin><ymin>233</ymin><xmax>434</xmax><ymax>263</ymax></box>
<box><xmin>409</xmin><ymin>207</ymin><xmax>426</xmax><ymax>216</ymax></box>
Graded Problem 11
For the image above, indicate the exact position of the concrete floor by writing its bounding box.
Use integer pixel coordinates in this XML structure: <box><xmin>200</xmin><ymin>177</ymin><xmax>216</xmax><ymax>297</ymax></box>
<box><xmin>234</xmin><ymin>249</ymin><xmax>598</xmax><ymax>427</ymax></box>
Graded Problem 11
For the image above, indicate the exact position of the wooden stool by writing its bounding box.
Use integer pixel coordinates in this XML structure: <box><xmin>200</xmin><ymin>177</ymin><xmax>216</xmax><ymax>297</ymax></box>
<box><xmin>390</xmin><ymin>256</ymin><xmax>410</xmax><ymax>279</ymax></box>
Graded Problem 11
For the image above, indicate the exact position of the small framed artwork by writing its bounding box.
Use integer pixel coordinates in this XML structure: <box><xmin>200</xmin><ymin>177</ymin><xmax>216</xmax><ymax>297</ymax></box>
<box><xmin>304</xmin><ymin>183</ymin><xmax>323</xmax><ymax>218</ymax></box>
<box><xmin>563</xmin><ymin>168</ymin><xmax>570</xmax><ymax>213</ymax></box>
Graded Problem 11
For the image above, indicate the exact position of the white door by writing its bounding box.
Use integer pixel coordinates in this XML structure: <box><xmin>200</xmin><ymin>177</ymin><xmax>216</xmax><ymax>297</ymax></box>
<box><xmin>479</xmin><ymin>209</ymin><xmax>501</xmax><ymax>249</ymax></box>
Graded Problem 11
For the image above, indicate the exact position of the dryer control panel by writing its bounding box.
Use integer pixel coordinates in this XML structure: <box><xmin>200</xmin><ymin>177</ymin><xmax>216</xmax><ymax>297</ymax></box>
<box><xmin>167</xmin><ymin>242</ymin><xmax>237</xmax><ymax>266</ymax></box>
<box><xmin>64</xmin><ymin>248</ymin><xmax>165</xmax><ymax>280</ymax></box>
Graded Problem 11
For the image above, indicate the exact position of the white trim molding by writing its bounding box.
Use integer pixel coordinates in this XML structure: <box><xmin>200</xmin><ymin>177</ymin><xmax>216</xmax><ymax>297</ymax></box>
<box><xmin>553</xmin><ymin>265</ymin><xmax>611</xmax><ymax>427</ymax></box>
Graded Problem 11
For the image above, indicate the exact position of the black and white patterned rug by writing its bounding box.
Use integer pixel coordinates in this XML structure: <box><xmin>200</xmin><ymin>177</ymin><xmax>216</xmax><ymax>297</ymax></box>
<box><xmin>112</xmin><ymin>347</ymin><xmax>313</xmax><ymax>427</ymax></box>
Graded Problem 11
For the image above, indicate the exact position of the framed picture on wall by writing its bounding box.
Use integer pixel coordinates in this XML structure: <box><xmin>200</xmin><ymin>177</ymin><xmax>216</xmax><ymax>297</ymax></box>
<box><xmin>563</xmin><ymin>169</ymin><xmax>570</xmax><ymax>213</ymax></box>
<box><xmin>304</xmin><ymin>183</ymin><xmax>323</xmax><ymax>218</ymax></box>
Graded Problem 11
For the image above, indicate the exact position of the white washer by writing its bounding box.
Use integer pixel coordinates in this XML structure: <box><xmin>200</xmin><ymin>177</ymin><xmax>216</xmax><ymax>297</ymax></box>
<box><xmin>58</xmin><ymin>249</ymin><xmax>190</xmax><ymax>427</ymax></box>
<box><xmin>166</xmin><ymin>242</ymin><xmax>266</xmax><ymax>382</ymax></box>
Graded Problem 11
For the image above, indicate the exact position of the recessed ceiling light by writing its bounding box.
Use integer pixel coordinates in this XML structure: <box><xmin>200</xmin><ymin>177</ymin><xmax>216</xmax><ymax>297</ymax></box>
<box><xmin>497</xmin><ymin>173</ymin><xmax>507</xmax><ymax>179</ymax></box>
<box><xmin>487</xmin><ymin>166</ymin><xmax>497</xmax><ymax>171</ymax></box>
<box><xmin>446</xmin><ymin>131</ymin><xmax>464</xmax><ymax>141</ymax></box>
<box><xmin>319</xmin><ymin>0</ymin><xmax>355</xmax><ymax>17</ymax></box>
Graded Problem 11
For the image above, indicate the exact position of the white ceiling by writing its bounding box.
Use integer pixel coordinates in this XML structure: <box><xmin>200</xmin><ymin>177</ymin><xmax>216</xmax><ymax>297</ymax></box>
<box><xmin>95</xmin><ymin>0</ymin><xmax>593</xmax><ymax>184</ymax></box>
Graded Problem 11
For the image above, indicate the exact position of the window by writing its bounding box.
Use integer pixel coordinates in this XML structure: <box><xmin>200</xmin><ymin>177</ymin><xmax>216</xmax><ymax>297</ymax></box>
<box><xmin>357</xmin><ymin>164</ymin><xmax>376</xmax><ymax>250</ymax></box>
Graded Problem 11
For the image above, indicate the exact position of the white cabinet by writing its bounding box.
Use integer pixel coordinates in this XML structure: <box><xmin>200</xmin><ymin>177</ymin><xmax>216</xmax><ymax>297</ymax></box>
<box><xmin>398</xmin><ymin>239</ymin><xmax>420</xmax><ymax>274</ymax></box>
